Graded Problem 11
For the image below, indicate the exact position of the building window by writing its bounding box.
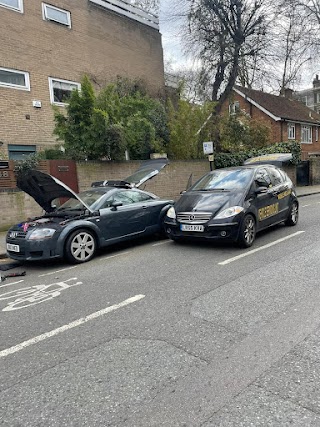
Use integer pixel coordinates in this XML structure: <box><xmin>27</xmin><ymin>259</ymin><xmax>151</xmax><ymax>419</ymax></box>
<box><xmin>0</xmin><ymin>67</ymin><xmax>30</xmax><ymax>90</ymax></box>
<box><xmin>229</xmin><ymin>101</ymin><xmax>240</xmax><ymax>115</ymax></box>
<box><xmin>8</xmin><ymin>144</ymin><xmax>36</xmax><ymax>160</ymax></box>
<box><xmin>287</xmin><ymin>123</ymin><xmax>295</xmax><ymax>140</ymax></box>
<box><xmin>42</xmin><ymin>3</ymin><xmax>71</xmax><ymax>28</ymax></box>
<box><xmin>301</xmin><ymin>125</ymin><xmax>312</xmax><ymax>144</ymax></box>
<box><xmin>0</xmin><ymin>0</ymin><xmax>23</xmax><ymax>12</ymax></box>
<box><xmin>316</xmin><ymin>127</ymin><xmax>319</xmax><ymax>142</ymax></box>
<box><xmin>48</xmin><ymin>77</ymin><xmax>80</xmax><ymax>105</ymax></box>
<box><xmin>317</xmin><ymin>93</ymin><xmax>320</xmax><ymax>104</ymax></box>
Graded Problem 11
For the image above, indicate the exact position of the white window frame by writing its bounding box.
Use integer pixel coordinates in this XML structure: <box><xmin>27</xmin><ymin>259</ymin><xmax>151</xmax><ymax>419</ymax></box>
<box><xmin>0</xmin><ymin>67</ymin><xmax>30</xmax><ymax>90</ymax></box>
<box><xmin>48</xmin><ymin>77</ymin><xmax>80</xmax><ymax>106</ymax></box>
<box><xmin>42</xmin><ymin>3</ymin><xmax>71</xmax><ymax>28</ymax></box>
<box><xmin>301</xmin><ymin>125</ymin><xmax>312</xmax><ymax>144</ymax></box>
<box><xmin>0</xmin><ymin>0</ymin><xmax>23</xmax><ymax>12</ymax></box>
<box><xmin>229</xmin><ymin>101</ymin><xmax>240</xmax><ymax>115</ymax></box>
<box><xmin>287</xmin><ymin>123</ymin><xmax>295</xmax><ymax>140</ymax></box>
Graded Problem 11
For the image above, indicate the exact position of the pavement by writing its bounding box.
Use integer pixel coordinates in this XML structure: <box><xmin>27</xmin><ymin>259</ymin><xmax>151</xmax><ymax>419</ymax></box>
<box><xmin>1</xmin><ymin>185</ymin><xmax>320</xmax><ymax>260</ymax></box>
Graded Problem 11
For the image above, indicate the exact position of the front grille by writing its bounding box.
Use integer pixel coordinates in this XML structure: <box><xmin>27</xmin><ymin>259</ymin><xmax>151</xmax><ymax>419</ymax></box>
<box><xmin>177</xmin><ymin>212</ymin><xmax>212</xmax><ymax>224</ymax></box>
<box><xmin>7</xmin><ymin>230</ymin><xmax>27</xmax><ymax>239</ymax></box>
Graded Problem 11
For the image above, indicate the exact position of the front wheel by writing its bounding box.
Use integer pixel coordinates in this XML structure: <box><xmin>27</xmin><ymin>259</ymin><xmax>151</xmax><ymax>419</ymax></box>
<box><xmin>285</xmin><ymin>201</ymin><xmax>299</xmax><ymax>226</ymax></box>
<box><xmin>237</xmin><ymin>214</ymin><xmax>256</xmax><ymax>248</ymax></box>
<box><xmin>65</xmin><ymin>229</ymin><xmax>96</xmax><ymax>264</ymax></box>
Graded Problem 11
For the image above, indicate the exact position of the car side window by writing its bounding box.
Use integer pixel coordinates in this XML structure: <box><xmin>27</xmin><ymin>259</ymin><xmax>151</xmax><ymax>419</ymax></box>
<box><xmin>268</xmin><ymin>167</ymin><xmax>283</xmax><ymax>186</ymax></box>
<box><xmin>113</xmin><ymin>191</ymin><xmax>135</xmax><ymax>205</ymax></box>
<box><xmin>255</xmin><ymin>168</ymin><xmax>272</xmax><ymax>187</ymax></box>
<box><xmin>128</xmin><ymin>191</ymin><xmax>153</xmax><ymax>202</ymax></box>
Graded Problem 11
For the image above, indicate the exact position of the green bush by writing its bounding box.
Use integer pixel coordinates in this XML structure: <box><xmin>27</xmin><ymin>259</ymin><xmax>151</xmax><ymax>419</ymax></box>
<box><xmin>214</xmin><ymin>141</ymin><xmax>301</xmax><ymax>168</ymax></box>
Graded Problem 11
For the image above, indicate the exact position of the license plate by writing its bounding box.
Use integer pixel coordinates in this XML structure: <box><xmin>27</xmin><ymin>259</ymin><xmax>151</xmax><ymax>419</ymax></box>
<box><xmin>7</xmin><ymin>243</ymin><xmax>20</xmax><ymax>253</ymax></box>
<box><xmin>180</xmin><ymin>224</ymin><xmax>204</xmax><ymax>232</ymax></box>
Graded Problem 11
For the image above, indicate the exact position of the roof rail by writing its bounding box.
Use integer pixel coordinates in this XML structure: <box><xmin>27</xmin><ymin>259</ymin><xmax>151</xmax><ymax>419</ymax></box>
<box><xmin>91</xmin><ymin>180</ymin><xmax>133</xmax><ymax>188</ymax></box>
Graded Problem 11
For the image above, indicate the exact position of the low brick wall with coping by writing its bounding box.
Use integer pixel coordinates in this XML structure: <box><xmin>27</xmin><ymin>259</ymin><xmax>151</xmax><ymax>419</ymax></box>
<box><xmin>0</xmin><ymin>160</ymin><xmax>210</xmax><ymax>231</ymax></box>
<box><xmin>0</xmin><ymin>160</ymin><xmax>299</xmax><ymax>232</ymax></box>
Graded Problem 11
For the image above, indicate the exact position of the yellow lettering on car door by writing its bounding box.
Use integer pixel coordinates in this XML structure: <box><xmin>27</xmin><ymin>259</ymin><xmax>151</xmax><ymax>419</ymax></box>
<box><xmin>277</xmin><ymin>189</ymin><xmax>292</xmax><ymax>200</ymax></box>
<box><xmin>258</xmin><ymin>202</ymin><xmax>279</xmax><ymax>221</ymax></box>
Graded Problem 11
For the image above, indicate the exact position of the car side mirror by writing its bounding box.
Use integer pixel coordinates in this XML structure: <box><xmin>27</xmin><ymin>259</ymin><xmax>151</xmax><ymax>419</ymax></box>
<box><xmin>255</xmin><ymin>186</ymin><xmax>268</xmax><ymax>194</ymax></box>
<box><xmin>111</xmin><ymin>201</ymin><xmax>123</xmax><ymax>210</ymax></box>
<box><xmin>255</xmin><ymin>178</ymin><xmax>269</xmax><ymax>187</ymax></box>
<box><xmin>180</xmin><ymin>190</ymin><xmax>186</xmax><ymax>195</ymax></box>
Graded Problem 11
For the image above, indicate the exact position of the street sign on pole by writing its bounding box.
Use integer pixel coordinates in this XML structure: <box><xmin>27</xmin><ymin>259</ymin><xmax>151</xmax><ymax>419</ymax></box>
<box><xmin>203</xmin><ymin>141</ymin><xmax>214</xmax><ymax>155</ymax></box>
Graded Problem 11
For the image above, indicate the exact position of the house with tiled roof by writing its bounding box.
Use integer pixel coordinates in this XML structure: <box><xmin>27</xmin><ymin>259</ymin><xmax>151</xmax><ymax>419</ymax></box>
<box><xmin>221</xmin><ymin>85</ymin><xmax>320</xmax><ymax>160</ymax></box>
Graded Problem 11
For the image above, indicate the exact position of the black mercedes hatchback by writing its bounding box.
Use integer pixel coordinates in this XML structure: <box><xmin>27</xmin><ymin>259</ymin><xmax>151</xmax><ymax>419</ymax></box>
<box><xmin>164</xmin><ymin>163</ymin><xmax>298</xmax><ymax>247</ymax></box>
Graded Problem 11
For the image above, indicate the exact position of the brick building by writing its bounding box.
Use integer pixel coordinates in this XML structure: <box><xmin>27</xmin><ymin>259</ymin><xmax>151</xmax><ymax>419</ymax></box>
<box><xmin>222</xmin><ymin>86</ymin><xmax>320</xmax><ymax>160</ymax></box>
<box><xmin>0</xmin><ymin>0</ymin><xmax>165</xmax><ymax>159</ymax></box>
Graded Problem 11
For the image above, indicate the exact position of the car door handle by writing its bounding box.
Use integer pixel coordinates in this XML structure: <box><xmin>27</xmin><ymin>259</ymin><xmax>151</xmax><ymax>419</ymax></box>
<box><xmin>142</xmin><ymin>206</ymin><xmax>147</xmax><ymax>209</ymax></box>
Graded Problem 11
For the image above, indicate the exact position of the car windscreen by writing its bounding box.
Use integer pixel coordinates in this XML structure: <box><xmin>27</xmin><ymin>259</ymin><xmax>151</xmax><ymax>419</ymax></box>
<box><xmin>55</xmin><ymin>190</ymin><xmax>105</xmax><ymax>211</ymax></box>
<box><xmin>190</xmin><ymin>168</ymin><xmax>254</xmax><ymax>191</ymax></box>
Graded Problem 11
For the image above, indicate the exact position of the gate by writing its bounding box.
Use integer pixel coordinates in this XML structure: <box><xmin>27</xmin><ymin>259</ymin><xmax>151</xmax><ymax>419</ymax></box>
<box><xmin>49</xmin><ymin>160</ymin><xmax>79</xmax><ymax>193</ymax></box>
<box><xmin>296</xmin><ymin>161</ymin><xmax>310</xmax><ymax>186</ymax></box>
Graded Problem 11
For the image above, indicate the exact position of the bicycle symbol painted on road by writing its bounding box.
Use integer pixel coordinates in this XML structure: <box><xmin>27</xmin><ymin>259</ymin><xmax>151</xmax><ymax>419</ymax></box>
<box><xmin>0</xmin><ymin>277</ymin><xmax>82</xmax><ymax>311</ymax></box>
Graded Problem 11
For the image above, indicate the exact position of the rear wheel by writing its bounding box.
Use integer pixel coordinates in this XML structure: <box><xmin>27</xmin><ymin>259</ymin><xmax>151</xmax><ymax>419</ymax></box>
<box><xmin>238</xmin><ymin>214</ymin><xmax>256</xmax><ymax>248</ymax></box>
<box><xmin>285</xmin><ymin>201</ymin><xmax>299</xmax><ymax>226</ymax></box>
<box><xmin>65</xmin><ymin>229</ymin><xmax>96</xmax><ymax>264</ymax></box>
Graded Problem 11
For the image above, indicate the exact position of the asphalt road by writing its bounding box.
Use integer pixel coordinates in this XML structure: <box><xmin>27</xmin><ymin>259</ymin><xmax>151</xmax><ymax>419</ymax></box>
<box><xmin>1</xmin><ymin>194</ymin><xmax>320</xmax><ymax>426</ymax></box>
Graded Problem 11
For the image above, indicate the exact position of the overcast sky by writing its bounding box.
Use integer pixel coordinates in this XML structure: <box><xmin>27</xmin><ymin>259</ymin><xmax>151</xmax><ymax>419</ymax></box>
<box><xmin>159</xmin><ymin>0</ymin><xmax>189</xmax><ymax>72</ymax></box>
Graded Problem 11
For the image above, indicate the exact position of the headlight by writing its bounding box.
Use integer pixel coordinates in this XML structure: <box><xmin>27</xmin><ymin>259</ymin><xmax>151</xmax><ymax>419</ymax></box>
<box><xmin>215</xmin><ymin>206</ymin><xmax>244</xmax><ymax>219</ymax></box>
<box><xmin>166</xmin><ymin>207</ymin><xmax>176</xmax><ymax>219</ymax></box>
<box><xmin>28</xmin><ymin>228</ymin><xmax>56</xmax><ymax>240</ymax></box>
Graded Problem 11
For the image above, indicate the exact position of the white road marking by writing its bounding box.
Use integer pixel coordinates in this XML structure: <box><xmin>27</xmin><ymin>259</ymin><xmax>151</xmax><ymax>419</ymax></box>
<box><xmin>219</xmin><ymin>231</ymin><xmax>305</xmax><ymax>266</ymax></box>
<box><xmin>152</xmin><ymin>240</ymin><xmax>171</xmax><ymax>247</ymax></box>
<box><xmin>39</xmin><ymin>266</ymin><xmax>78</xmax><ymax>277</ymax></box>
<box><xmin>99</xmin><ymin>251</ymin><xmax>130</xmax><ymax>260</ymax></box>
<box><xmin>301</xmin><ymin>204</ymin><xmax>310</xmax><ymax>207</ymax></box>
<box><xmin>0</xmin><ymin>278</ymin><xmax>82</xmax><ymax>311</ymax></box>
<box><xmin>0</xmin><ymin>280</ymin><xmax>24</xmax><ymax>289</ymax></box>
<box><xmin>38</xmin><ymin>252</ymin><xmax>130</xmax><ymax>276</ymax></box>
<box><xmin>0</xmin><ymin>294</ymin><xmax>145</xmax><ymax>358</ymax></box>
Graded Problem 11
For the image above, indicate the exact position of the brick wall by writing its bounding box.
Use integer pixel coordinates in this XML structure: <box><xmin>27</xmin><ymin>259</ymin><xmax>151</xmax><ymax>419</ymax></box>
<box><xmin>0</xmin><ymin>0</ymin><xmax>165</xmax><ymax>154</ymax></box>
<box><xmin>0</xmin><ymin>160</ymin><xmax>301</xmax><ymax>232</ymax></box>
<box><xmin>0</xmin><ymin>191</ymin><xmax>42</xmax><ymax>230</ymax></box>
<box><xmin>76</xmin><ymin>160</ymin><xmax>210</xmax><ymax>200</ymax></box>
<box><xmin>0</xmin><ymin>160</ymin><xmax>209</xmax><ymax>231</ymax></box>
<box><xmin>310</xmin><ymin>157</ymin><xmax>320</xmax><ymax>184</ymax></box>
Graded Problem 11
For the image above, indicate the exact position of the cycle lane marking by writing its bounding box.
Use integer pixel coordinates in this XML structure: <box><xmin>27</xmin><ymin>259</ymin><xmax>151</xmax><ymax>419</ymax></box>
<box><xmin>219</xmin><ymin>231</ymin><xmax>305</xmax><ymax>266</ymax></box>
<box><xmin>0</xmin><ymin>278</ymin><xmax>82</xmax><ymax>311</ymax></box>
<box><xmin>0</xmin><ymin>294</ymin><xmax>145</xmax><ymax>358</ymax></box>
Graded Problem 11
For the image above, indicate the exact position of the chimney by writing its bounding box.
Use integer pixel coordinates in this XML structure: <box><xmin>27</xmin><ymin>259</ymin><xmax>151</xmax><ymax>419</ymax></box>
<box><xmin>313</xmin><ymin>74</ymin><xmax>320</xmax><ymax>88</ymax></box>
<box><xmin>281</xmin><ymin>88</ymin><xmax>293</xmax><ymax>99</ymax></box>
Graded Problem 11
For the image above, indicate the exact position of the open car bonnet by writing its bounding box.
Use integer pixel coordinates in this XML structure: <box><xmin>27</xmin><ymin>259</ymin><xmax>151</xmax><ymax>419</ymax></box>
<box><xmin>16</xmin><ymin>169</ymin><xmax>93</xmax><ymax>213</ymax></box>
<box><xmin>91</xmin><ymin>158</ymin><xmax>169</xmax><ymax>188</ymax></box>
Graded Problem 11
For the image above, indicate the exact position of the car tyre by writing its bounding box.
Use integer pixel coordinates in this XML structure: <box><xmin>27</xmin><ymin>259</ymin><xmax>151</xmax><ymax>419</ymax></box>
<box><xmin>238</xmin><ymin>214</ymin><xmax>256</xmax><ymax>248</ymax></box>
<box><xmin>285</xmin><ymin>201</ymin><xmax>299</xmax><ymax>226</ymax></box>
<box><xmin>65</xmin><ymin>229</ymin><xmax>96</xmax><ymax>264</ymax></box>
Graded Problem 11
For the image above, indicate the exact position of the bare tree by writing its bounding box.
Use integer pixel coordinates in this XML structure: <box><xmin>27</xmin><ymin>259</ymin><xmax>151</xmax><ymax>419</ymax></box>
<box><xmin>130</xmin><ymin>0</ymin><xmax>160</xmax><ymax>14</ymax></box>
<box><xmin>187</xmin><ymin>0</ymin><xmax>269</xmax><ymax>112</ymax></box>
<box><xmin>267</xmin><ymin>0</ymin><xmax>319</xmax><ymax>93</ymax></box>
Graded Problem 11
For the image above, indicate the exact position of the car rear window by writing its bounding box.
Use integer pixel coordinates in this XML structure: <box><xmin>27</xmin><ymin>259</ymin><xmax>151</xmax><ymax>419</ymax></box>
<box><xmin>191</xmin><ymin>168</ymin><xmax>254</xmax><ymax>191</ymax></box>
